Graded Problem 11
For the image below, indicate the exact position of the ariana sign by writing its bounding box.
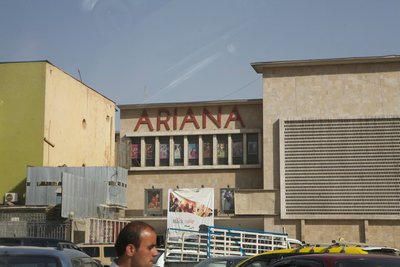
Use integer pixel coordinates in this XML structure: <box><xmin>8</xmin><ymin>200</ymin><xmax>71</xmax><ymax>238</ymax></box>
<box><xmin>134</xmin><ymin>106</ymin><xmax>245</xmax><ymax>131</ymax></box>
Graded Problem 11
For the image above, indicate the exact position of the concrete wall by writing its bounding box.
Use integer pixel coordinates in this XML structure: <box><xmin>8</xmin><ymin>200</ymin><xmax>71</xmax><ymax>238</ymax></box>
<box><xmin>125</xmin><ymin>169</ymin><xmax>263</xmax><ymax>212</ymax></box>
<box><xmin>0</xmin><ymin>61</ymin><xmax>116</xmax><ymax>204</ymax></box>
<box><xmin>261</xmin><ymin>60</ymin><xmax>400</xmax><ymax>248</ymax></box>
<box><xmin>43</xmin><ymin>63</ymin><xmax>115</xmax><ymax>166</ymax></box>
<box><xmin>119</xmin><ymin>101</ymin><xmax>264</xmax><ymax>231</ymax></box>
<box><xmin>0</xmin><ymin>62</ymin><xmax>46</xmax><ymax>203</ymax></box>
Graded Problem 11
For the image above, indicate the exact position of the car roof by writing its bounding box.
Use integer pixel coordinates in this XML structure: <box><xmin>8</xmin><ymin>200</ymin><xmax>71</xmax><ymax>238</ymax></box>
<box><xmin>0</xmin><ymin>246</ymin><xmax>90</xmax><ymax>258</ymax></box>
<box><xmin>0</xmin><ymin>237</ymin><xmax>77</xmax><ymax>248</ymax></box>
<box><xmin>279</xmin><ymin>253</ymin><xmax>400</xmax><ymax>260</ymax></box>
<box><xmin>200</xmin><ymin>256</ymin><xmax>248</xmax><ymax>261</ymax></box>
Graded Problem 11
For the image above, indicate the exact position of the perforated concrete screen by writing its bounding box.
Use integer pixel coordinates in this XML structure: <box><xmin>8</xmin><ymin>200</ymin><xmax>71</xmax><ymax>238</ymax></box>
<box><xmin>280</xmin><ymin>117</ymin><xmax>400</xmax><ymax>219</ymax></box>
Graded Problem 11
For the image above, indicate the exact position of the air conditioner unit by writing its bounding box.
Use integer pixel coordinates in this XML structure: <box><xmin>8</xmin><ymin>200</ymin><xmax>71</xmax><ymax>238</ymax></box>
<box><xmin>5</xmin><ymin>192</ymin><xmax>18</xmax><ymax>203</ymax></box>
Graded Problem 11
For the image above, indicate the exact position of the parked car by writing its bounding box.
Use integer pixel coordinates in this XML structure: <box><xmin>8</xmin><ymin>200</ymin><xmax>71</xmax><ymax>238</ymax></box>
<box><xmin>0</xmin><ymin>245</ymin><xmax>102</xmax><ymax>267</ymax></box>
<box><xmin>268</xmin><ymin>253</ymin><xmax>400</xmax><ymax>267</ymax></box>
<box><xmin>194</xmin><ymin>256</ymin><xmax>248</xmax><ymax>267</ymax></box>
<box><xmin>77</xmin><ymin>243</ymin><xmax>116</xmax><ymax>267</ymax></box>
<box><xmin>236</xmin><ymin>246</ymin><xmax>369</xmax><ymax>267</ymax></box>
<box><xmin>0</xmin><ymin>237</ymin><xmax>80</xmax><ymax>250</ymax></box>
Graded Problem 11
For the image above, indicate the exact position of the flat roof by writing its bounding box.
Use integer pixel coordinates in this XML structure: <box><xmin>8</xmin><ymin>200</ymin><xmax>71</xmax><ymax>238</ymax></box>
<box><xmin>251</xmin><ymin>55</ymin><xmax>400</xmax><ymax>73</ymax></box>
<box><xmin>118</xmin><ymin>98</ymin><xmax>262</xmax><ymax>110</ymax></box>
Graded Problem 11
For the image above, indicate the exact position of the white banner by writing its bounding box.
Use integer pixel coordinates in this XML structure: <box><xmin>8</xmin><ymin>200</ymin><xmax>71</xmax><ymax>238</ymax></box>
<box><xmin>167</xmin><ymin>188</ymin><xmax>214</xmax><ymax>231</ymax></box>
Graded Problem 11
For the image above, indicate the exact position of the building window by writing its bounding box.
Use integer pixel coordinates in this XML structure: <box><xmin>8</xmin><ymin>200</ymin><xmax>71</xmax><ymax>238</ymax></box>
<box><xmin>159</xmin><ymin>136</ymin><xmax>170</xmax><ymax>166</ymax></box>
<box><xmin>247</xmin><ymin>133</ymin><xmax>259</xmax><ymax>164</ymax></box>
<box><xmin>232</xmin><ymin>134</ymin><xmax>243</xmax><ymax>165</ymax></box>
<box><xmin>217</xmin><ymin>135</ymin><xmax>228</xmax><ymax>165</ymax></box>
<box><xmin>202</xmin><ymin>135</ymin><xmax>213</xmax><ymax>165</ymax></box>
<box><xmin>128</xmin><ymin>132</ymin><xmax>260</xmax><ymax>169</ymax></box>
<box><xmin>145</xmin><ymin>137</ymin><xmax>155</xmax><ymax>166</ymax></box>
<box><xmin>131</xmin><ymin>137</ymin><xmax>141</xmax><ymax>167</ymax></box>
<box><xmin>173</xmin><ymin>136</ymin><xmax>184</xmax><ymax>166</ymax></box>
<box><xmin>188</xmin><ymin>136</ymin><xmax>199</xmax><ymax>166</ymax></box>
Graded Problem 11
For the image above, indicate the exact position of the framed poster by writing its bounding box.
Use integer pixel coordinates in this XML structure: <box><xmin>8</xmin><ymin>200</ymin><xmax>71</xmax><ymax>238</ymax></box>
<box><xmin>232</xmin><ymin>141</ymin><xmax>243</xmax><ymax>157</ymax></box>
<box><xmin>144</xmin><ymin>189</ymin><xmax>163</xmax><ymax>216</ymax></box>
<box><xmin>217</xmin><ymin>143</ymin><xmax>226</xmax><ymax>158</ymax></box>
<box><xmin>203</xmin><ymin>142</ymin><xmax>212</xmax><ymax>158</ymax></box>
<box><xmin>146</xmin><ymin>144</ymin><xmax>154</xmax><ymax>159</ymax></box>
<box><xmin>174</xmin><ymin>144</ymin><xmax>182</xmax><ymax>159</ymax></box>
<box><xmin>131</xmin><ymin>144</ymin><xmax>140</xmax><ymax>159</ymax></box>
<box><xmin>188</xmin><ymin>143</ymin><xmax>198</xmax><ymax>159</ymax></box>
<box><xmin>248</xmin><ymin>140</ymin><xmax>258</xmax><ymax>155</ymax></box>
<box><xmin>220</xmin><ymin>188</ymin><xmax>235</xmax><ymax>214</ymax></box>
<box><xmin>160</xmin><ymin>144</ymin><xmax>169</xmax><ymax>159</ymax></box>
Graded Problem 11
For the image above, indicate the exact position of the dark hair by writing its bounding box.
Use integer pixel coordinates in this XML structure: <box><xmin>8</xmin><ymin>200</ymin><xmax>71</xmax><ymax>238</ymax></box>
<box><xmin>114</xmin><ymin>221</ymin><xmax>156</xmax><ymax>257</ymax></box>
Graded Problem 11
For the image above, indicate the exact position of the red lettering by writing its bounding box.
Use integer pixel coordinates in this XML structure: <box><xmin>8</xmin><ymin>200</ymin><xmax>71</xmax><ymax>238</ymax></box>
<box><xmin>157</xmin><ymin>109</ymin><xmax>171</xmax><ymax>131</ymax></box>
<box><xmin>224</xmin><ymin>106</ymin><xmax>245</xmax><ymax>128</ymax></box>
<box><xmin>202</xmin><ymin>107</ymin><xmax>221</xmax><ymax>128</ymax></box>
<box><xmin>180</xmin><ymin>108</ymin><xmax>200</xmax><ymax>130</ymax></box>
<box><xmin>134</xmin><ymin>110</ymin><xmax>154</xmax><ymax>131</ymax></box>
<box><xmin>173</xmin><ymin>108</ymin><xmax>177</xmax><ymax>130</ymax></box>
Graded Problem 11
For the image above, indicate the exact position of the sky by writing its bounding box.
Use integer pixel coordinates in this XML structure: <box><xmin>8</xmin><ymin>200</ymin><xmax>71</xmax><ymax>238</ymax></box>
<box><xmin>1</xmin><ymin>0</ymin><xmax>400</xmax><ymax>107</ymax></box>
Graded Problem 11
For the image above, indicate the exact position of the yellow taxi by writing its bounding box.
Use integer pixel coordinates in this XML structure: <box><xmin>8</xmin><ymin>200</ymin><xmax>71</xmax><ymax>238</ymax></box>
<box><xmin>236</xmin><ymin>245</ymin><xmax>369</xmax><ymax>267</ymax></box>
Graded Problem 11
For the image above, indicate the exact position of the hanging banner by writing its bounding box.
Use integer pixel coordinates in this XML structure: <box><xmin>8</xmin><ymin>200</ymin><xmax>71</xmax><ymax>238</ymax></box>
<box><xmin>167</xmin><ymin>188</ymin><xmax>214</xmax><ymax>231</ymax></box>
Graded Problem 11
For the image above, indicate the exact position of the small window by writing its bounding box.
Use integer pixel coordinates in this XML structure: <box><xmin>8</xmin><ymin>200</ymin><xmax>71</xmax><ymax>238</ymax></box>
<box><xmin>247</xmin><ymin>133</ymin><xmax>259</xmax><ymax>164</ymax></box>
<box><xmin>104</xmin><ymin>246</ymin><xmax>117</xmax><ymax>257</ymax></box>
<box><xmin>173</xmin><ymin>136</ymin><xmax>184</xmax><ymax>166</ymax></box>
<box><xmin>81</xmin><ymin>246</ymin><xmax>100</xmax><ymax>257</ymax></box>
<box><xmin>232</xmin><ymin>134</ymin><xmax>243</xmax><ymax>164</ymax></box>
<box><xmin>131</xmin><ymin>137</ymin><xmax>141</xmax><ymax>167</ymax></box>
<box><xmin>145</xmin><ymin>137</ymin><xmax>155</xmax><ymax>166</ymax></box>
<box><xmin>202</xmin><ymin>135</ymin><xmax>213</xmax><ymax>165</ymax></box>
<box><xmin>217</xmin><ymin>135</ymin><xmax>228</xmax><ymax>165</ymax></box>
<box><xmin>188</xmin><ymin>136</ymin><xmax>199</xmax><ymax>166</ymax></box>
<box><xmin>159</xmin><ymin>136</ymin><xmax>170</xmax><ymax>166</ymax></box>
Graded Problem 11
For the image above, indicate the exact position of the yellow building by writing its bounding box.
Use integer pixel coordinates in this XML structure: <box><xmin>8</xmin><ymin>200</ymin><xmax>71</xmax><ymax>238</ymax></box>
<box><xmin>0</xmin><ymin>61</ymin><xmax>116</xmax><ymax>204</ymax></box>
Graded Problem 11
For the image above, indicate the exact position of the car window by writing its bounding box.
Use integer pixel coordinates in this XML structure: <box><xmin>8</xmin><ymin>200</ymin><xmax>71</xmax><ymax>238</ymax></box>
<box><xmin>80</xmin><ymin>247</ymin><xmax>100</xmax><ymax>257</ymax></box>
<box><xmin>208</xmin><ymin>260</ymin><xmax>230</xmax><ymax>267</ymax></box>
<box><xmin>270</xmin><ymin>258</ymin><xmax>323</xmax><ymax>267</ymax></box>
<box><xmin>104</xmin><ymin>246</ymin><xmax>117</xmax><ymax>257</ymax></box>
<box><xmin>335</xmin><ymin>258</ymin><xmax>400</xmax><ymax>267</ymax></box>
<box><xmin>71</xmin><ymin>257</ymin><xmax>102</xmax><ymax>267</ymax></box>
<box><xmin>0</xmin><ymin>255</ymin><xmax>60</xmax><ymax>267</ymax></box>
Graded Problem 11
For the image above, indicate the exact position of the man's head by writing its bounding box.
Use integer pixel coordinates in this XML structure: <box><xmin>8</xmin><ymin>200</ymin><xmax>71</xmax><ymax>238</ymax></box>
<box><xmin>115</xmin><ymin>221</ymin><xmax>158</xmax><ymax>267</ymax></box>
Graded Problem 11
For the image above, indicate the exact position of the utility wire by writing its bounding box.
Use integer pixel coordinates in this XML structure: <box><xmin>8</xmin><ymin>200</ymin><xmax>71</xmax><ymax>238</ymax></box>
<box><xmin>219</xmin><ymin>76</ymin><xmax>261</xmax><ymax>100</ymax></box>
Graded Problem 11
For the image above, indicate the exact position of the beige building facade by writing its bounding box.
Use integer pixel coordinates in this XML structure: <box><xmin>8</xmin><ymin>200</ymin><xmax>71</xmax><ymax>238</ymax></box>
<box><xmin>119</xmin><ymin>56</ymin><xmax>399</xmax><ymax>248</ymax></box>
<box><xmin>253</xmin><ymin>55</ymin><xmax>400</xmax><ymax>248</ymax></box>
<box><xmin>118</xmin><ymin>100</ymin><xmax>266</xmax><ymax>232</ymax></box>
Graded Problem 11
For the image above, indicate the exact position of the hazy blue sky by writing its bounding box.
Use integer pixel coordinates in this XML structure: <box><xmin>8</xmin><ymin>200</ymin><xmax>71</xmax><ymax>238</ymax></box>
<box><xmin>1</xmin><ymin>0</ymin><xmax>400</xmax><ymax>105</ymax></box>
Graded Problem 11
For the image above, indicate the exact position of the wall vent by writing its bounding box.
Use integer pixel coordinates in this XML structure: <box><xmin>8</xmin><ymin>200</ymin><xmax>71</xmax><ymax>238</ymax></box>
<box><xmin>280</xmin><ymin>117</ymin><xmax>400</xmax><ymax>219</ymax></box>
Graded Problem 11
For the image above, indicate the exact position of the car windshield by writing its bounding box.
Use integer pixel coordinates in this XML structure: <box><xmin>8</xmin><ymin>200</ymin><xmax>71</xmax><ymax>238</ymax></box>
<box><xmin>0</xmin><ymin>255</ymin><xmax>60</xmax><ymax>267</ymax></box>
<box><xmin>335</xmin><ymin>258</ymin><xmax>400</xmax><ymax>267</ymax></box>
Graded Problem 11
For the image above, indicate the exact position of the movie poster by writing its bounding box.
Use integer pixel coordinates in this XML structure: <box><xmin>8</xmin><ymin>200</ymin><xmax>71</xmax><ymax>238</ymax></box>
<box><xmin>144</xmin><ymin>188</ymin><xmax>163</xmax><ymax>215</ymax></box>
<box><xmin>217</xmin><ymin>143</ymin><xmax>226</xmax><ymax>158</ymax></box>
<box><xmin>203</xmin><ymin>142</ymin><xmax>212</xmax><ymax>158</ymax></box>
<box><xmin>248</xmin><ymin>141</ymin><xmax>258</xmax><ymax>155</ymax></box>
<box><xmin>174</xmin><ymin>144</ymin><xmax>182</xmax><ymax>159</ymax></box>
<box><xmin>146</xmin><ymin>144</ymin><xmax>154</xmax><ymax>159</ymax></box>
<box><xmin>188</xmin><ymin>144</ymin><xmax>198</xmax><ymax>159</ymax></box>
<box><xmin>221</xmin><ymin>188</ymin><xmax>235</xmax><ymax>214</ymax></box>
<box><xmin>160</xmin><ymin>144</ymin><xmax>169</xmax><ymax>159</ymax></box>
<box><xmin>232</xmin><ymin>141</ymin><xmax>243</xmax><ymax>157</ymax></box>
<box><xmin>167</xmin><ymin>188</ymin><xmax>214</xmax><ymax>232</ymax></box>
<box><xmin>131</xmin><ymin>144</ymin><xmax>140</xmax><ymax>159</ymax></box>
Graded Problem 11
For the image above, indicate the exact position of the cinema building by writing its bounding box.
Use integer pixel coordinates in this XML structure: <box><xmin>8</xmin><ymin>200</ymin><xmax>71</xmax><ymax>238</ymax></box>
<box><xmin>119</xmin><ymin>56</ymin><xmax>400</xmax><ymax>248</ymax></box>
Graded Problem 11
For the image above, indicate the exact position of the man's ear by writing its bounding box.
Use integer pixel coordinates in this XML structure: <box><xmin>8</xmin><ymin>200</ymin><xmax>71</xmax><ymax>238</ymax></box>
<box><xmin>126</xmin><ymin>244</ymin><xmax>135</xmax><ymax>256</ymax></box>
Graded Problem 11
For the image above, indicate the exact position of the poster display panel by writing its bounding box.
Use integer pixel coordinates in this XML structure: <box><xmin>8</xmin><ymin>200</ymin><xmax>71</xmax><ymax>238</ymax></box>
<box><xmin>167</xmin><ymin>188</ymin><xmax>214</xmax><ymax>232</ymax></box>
